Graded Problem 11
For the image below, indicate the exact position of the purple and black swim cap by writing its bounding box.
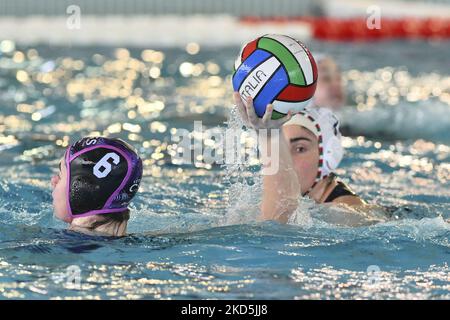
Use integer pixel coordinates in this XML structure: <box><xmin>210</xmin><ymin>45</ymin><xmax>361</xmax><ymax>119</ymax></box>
<box><xmin>65</xmin><ymin>137</ymin><xmax>143</xmax><ymax>217</ymax></box>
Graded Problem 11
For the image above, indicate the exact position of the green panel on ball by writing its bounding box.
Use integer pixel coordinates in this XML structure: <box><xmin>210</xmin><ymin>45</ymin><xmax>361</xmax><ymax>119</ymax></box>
<box><xmin>271</xmin><ymin>110</ymin><xmax>285</xmax><ymax>120</ymax></box>
<box><xmin>258</xmin><ymin>37</ymin><xmax>306</xmax><ymax>86</ymax></box>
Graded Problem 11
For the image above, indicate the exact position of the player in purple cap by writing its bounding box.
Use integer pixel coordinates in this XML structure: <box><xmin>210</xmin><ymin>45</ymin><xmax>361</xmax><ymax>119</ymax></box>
<box><xmin>51</xmin><ymin>137</ymin><xmax>143</xmax><ymax>236</ymax></box>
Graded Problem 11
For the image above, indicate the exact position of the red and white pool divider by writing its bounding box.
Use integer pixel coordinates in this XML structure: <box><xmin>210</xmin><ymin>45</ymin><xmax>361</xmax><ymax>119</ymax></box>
<box><xmin>240</xmin><ymin>16</ymin><xmax>450</xmax><ymax>41</ymax></box>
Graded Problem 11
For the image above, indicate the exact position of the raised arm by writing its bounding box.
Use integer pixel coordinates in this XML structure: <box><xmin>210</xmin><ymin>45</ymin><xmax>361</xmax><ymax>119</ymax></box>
<box><xmin>233</xmin><ymin>93</ymin><xmax>301</xmax><ymax>223</ymax></box>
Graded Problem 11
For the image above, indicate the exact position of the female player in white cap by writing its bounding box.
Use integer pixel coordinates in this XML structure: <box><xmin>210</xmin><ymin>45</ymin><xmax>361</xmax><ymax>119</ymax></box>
<box><xmin>234</xmin><ymin>93</ymin><xmax>367</xmax><ymax>224</ymax></box>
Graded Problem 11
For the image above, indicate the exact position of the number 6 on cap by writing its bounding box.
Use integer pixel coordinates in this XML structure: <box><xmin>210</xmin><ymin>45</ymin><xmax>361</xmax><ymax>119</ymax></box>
<box><xmin>93</xmin><ymin>152</ymin><xmax>120</xmax><ymax>178</ymax></box>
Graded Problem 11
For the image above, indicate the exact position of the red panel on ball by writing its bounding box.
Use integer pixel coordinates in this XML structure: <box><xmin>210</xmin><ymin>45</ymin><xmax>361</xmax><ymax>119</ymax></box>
<box><xmin>241</xmin><ymin>38</ymin><xmax>259</xmax><ymax>61</ymax></box>
<box><xmin>277</xmin><ymin>82</ymin><xmax>317</xmax><ymax>102</ymax></box>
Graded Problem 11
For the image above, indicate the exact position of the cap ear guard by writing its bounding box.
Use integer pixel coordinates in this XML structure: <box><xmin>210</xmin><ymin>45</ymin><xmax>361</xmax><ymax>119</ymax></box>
<box><xmin>323</xmin><ymin>135</ymin><xmax>344</xmax><ymax>171</ymax></box>
<box><xmin>323</xmin><ymin>113</ymin><xmax>344</xmax><ymax>171</ymax></box>
<box><xmin>70</xmin><ymin>175</ymin><xmax>101</xmax><ymax>214</ymax></box>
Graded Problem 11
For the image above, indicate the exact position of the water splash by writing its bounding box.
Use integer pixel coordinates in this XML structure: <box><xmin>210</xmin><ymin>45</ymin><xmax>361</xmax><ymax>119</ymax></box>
<box><xmin>221</xmin><ymin>105</ymin><xmax>263</xmax><ymax>225</ymax></box>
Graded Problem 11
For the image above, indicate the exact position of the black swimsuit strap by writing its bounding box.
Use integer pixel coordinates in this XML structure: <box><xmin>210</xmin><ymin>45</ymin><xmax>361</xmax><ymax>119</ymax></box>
<box><xmin>324</xmin><ymin>180</ymin><xmax>356</xmax><ymax>203</ymax></box>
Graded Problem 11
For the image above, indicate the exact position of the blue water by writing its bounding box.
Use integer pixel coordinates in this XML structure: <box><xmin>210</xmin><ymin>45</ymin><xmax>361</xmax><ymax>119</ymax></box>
<box><xmin>0</xmin><ymin>40</ymin><xmax>449</xmax><ymax>299</ymax></box>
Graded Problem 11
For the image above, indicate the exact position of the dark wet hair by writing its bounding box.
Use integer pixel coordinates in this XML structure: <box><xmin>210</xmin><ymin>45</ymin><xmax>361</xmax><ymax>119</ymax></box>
<box><xmin>88</xmin><ymin>209</ymin><xmax>130</xmax><ymax>232</ymax></box>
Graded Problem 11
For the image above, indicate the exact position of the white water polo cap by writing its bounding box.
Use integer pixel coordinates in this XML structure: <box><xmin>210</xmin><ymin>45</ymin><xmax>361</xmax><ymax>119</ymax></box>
<box><xmin>283</xmin><ymin>107</ymin><xmax>344</xmax><ymax>180</ymax></box>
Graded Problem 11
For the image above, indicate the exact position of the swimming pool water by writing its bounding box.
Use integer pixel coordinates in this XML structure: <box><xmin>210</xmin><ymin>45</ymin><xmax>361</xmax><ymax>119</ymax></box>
<box><xmin>0</xmin><ymin>40</ymin><xmax>449</xmax><ymax>299</ymax></box>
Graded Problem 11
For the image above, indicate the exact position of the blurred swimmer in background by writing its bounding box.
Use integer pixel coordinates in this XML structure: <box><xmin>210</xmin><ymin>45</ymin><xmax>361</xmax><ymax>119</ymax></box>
<box><xmin>310</xmin><ymin>54</ymin><xmax>346</xmax><ymax>111</ymax></box>
<box><xmin>51</xmin><ymin>137</ymin><xmax>143</xmax><ymax>236</ymax></box>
